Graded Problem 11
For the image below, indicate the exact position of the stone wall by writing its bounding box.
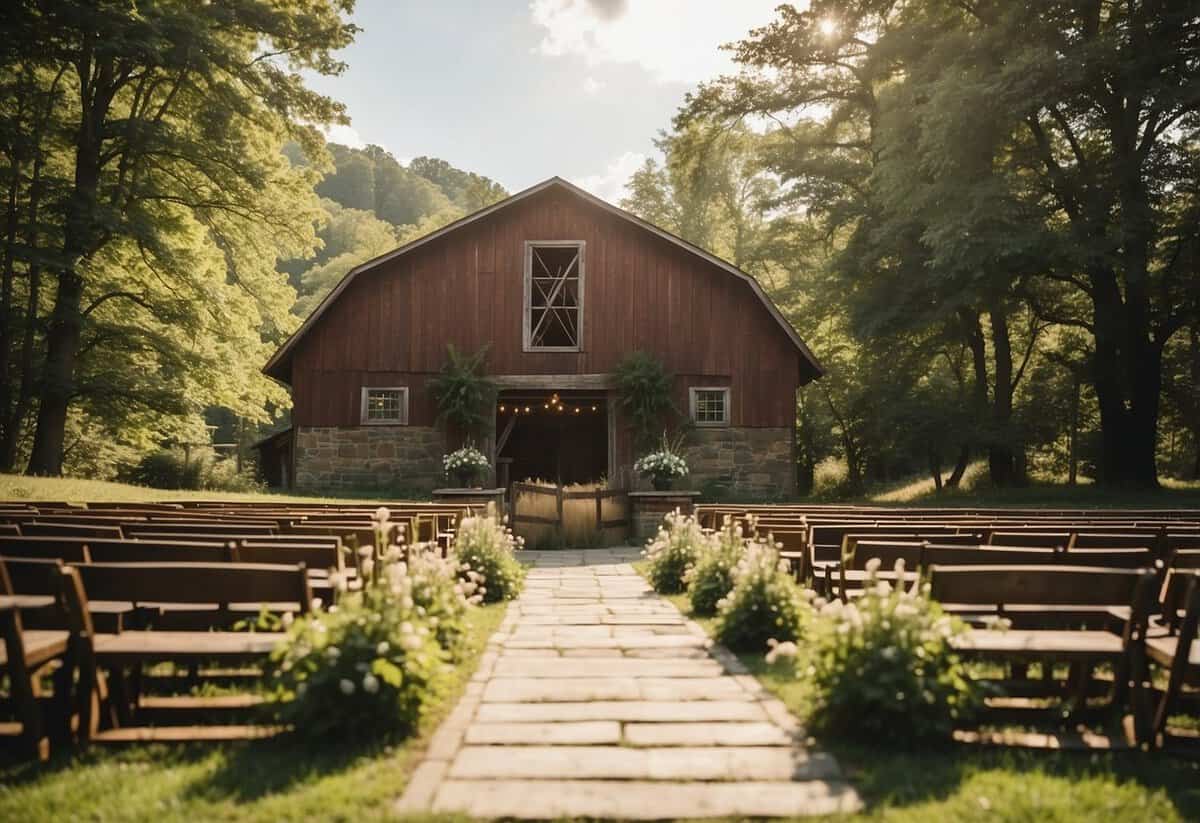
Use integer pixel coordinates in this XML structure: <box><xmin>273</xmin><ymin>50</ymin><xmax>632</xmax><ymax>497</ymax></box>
<box><xmin>294</xmin><ymin>426</ymin><xmax>445</xmax><ymax>492</ymax></box>
<box><xmin>681</xmin><ymin>426</ymin><xmax>795</xmax><ymax>499</ymax></box>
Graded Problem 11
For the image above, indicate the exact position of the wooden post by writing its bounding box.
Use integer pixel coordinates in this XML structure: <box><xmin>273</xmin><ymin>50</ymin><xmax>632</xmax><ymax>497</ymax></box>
<box><xmin>595</xmin><ymin>491</ymin><xmax>603</xmax><ymax>533</ymax></box>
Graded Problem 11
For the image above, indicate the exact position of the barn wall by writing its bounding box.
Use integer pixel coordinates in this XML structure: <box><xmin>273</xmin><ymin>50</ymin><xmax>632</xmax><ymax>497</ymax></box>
<box><xmin>289</xmin><ymin>187</ymin><xmax>802</xmax><ymax>429</ymax></box>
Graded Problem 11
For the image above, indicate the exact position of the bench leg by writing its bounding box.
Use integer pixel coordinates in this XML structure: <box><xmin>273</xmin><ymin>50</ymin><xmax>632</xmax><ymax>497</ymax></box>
<box><xmin>2</xmin><ymin>614</ymin><xmax>49</xmax><ymax>761</ymax></box>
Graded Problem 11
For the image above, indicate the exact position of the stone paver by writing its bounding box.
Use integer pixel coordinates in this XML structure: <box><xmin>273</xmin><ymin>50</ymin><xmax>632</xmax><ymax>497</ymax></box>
<box><xmin>395</xmin><ymin>547</ymin><xmax>860</xmax><ymax>819</ymax></box>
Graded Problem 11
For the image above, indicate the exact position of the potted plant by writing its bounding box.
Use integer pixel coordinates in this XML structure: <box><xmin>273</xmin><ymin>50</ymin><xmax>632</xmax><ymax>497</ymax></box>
<box><xmin>634</xmin><ymin>434</ymin><xmax>689</xmax><ymax>491</ymax></box>
<box><xmin>443</xmin><ymin>444</ymin><xmax>490</xmax><ymax>488</ymax></box>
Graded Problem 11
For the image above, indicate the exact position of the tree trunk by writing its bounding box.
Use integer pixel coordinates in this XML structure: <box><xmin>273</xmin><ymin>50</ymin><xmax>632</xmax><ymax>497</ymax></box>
<box><xmin>27</xmin><ymin>48</ymin><xmax>109</xmax><ymax>476</ymax></box>
<box><xmin>945</xmin><ymin>443</ymin><xmax>970</xmax><ymax>488</ymax></box>
<box><xmin>987</xmin><ymin>301</ymin><xmax>1015</xmax><ymax>487</ymax></box>
<box><xmin>26</xmin><ymin>271</ymin><xmax>82</xmax><ymax>475</ymax></box>
<box><xmin>1090</xmin><ymin>269</ymin><xmax>1161</xmax><ymax>489</ymax></box>
<box><xmin>1068</xmin><ymin>375</ymin><xmax>1080</xmax><ymax>485</ymax></box>
<box><xmin>929</xmin><ymin>445</ymin><xmax>943</xmax><ymax>493</ymax></box>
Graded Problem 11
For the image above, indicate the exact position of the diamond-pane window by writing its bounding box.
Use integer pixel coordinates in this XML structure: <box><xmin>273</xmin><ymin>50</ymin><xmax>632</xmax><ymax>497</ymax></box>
<box><xmin>525</xmin><ymin>243</ymin><xmax>583</xmax><ymax>351</ymax></box>
<box><xmin>690</xmin><ymin>388</ymin><xmax>729</xmax><ymax>426</ymax></box>
<box><xmin>361</xmin><ymin>387</ymin><xmax>408</xmax><ymax>424</ymax></box>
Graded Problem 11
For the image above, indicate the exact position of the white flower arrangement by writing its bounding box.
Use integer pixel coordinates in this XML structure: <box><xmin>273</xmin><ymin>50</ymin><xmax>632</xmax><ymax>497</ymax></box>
<box><xmin>443</xmin><ymin>445</ymin><xmax>490</xmax><ymax>476</ymax></box>
<box><xmin>634</xmin><ymin>450</ymin><xmax>689</xmax><ymax>479</ymax></box>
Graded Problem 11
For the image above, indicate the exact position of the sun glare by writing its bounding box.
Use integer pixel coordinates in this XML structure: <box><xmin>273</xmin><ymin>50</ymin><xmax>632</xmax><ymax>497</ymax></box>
<box><xmin>818</xmin><ymin>17</ymin><xmax>839</xmax><ymax>37</ymax></box>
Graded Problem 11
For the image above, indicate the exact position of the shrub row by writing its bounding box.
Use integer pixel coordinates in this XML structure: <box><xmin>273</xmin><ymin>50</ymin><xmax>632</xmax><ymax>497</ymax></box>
<box><xmin>642</xmin><ymin>513</ymin><xmax>976</xmax><ymax>742</ymax></box>
<box><xmin>267</xmin><ymin>503</ymin><xmax>523</xmax><ymax>741</ymax></box>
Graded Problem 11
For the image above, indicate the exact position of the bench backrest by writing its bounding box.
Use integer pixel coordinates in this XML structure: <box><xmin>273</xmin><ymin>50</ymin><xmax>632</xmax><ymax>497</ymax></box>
<box><xmin>0</xmin><ymin>535</ymin><xmax>90</xmax><ymax>561</ymax></box>
<box><xmin>21</xmin><ymin>522</ymin><xmax>123</xmax><ymax>539</ymax></box>
<box><xmin>84</xmin><ymin>539</ymin><xmax>234</xmax><ymax>563</ymax></box>
<box><xmin>73</xmin><ymin>562</ymin><xmax>311</xmax><ymax>612</ymax></box>
<box><xmin>928</xmin><ymin>564</ymin><xmax>1153</xmax><ymax>607</ymax></box>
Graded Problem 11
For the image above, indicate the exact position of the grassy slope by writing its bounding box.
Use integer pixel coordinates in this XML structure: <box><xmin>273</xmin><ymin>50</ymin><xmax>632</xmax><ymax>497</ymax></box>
<box><xmin>0</xmin><ymin>602</ymin><xmax>505</xmax><ymax>823</ymax></box>
<box><xmin>652</xmin><ymin>589</ymin><xmax>1200</xmax><ymax>822</ymax></box>
<box><xmin>0</xmin><ymin>474</ymin><xmax>416</xmax><ymax>505</ymax></box>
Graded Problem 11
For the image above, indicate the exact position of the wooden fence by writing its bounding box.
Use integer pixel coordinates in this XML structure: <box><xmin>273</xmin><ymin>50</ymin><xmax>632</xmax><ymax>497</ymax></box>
<box><xmin>509</xmin><ymin>482</ymin><xmax>630</xmax><ymax>543</ymax></box>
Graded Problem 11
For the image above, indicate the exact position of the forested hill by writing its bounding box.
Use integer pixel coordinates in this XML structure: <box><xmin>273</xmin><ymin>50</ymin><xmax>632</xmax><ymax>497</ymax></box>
<box><xmin>282</xmin><ymin>145</ymin><xmax>508</xmax><ymax>317</ymax></box>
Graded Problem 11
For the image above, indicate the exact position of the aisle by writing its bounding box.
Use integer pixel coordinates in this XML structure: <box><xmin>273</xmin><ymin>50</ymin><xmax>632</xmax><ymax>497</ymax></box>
<box><xmin>396</xmin><ymin>548</ymin><xmax>861</xmax><ymax>819</ymax></box>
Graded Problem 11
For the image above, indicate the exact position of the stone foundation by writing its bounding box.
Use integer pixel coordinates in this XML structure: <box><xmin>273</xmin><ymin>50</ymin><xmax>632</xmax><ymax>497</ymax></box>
<box><xmin>629</xmin><ymin>491</ymin><xmax>701</xmax><ymax>541</ymax></box>
<box><xmin>295</xmin><ymin>426</ymin><xmax>445</xmax><ymax>492</ymax></box>
<box><xmin>682</xmin><ymin>427</ymin><xmax>795</xmax><ymax>499</ymax></box>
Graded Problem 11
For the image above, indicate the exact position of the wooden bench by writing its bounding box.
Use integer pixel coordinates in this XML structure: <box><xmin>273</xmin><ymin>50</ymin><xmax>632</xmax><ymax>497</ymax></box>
<box><xmin>1146</xmin><ymin>573</ymin><xmax>1199</xmax><ymax>750</ymax></box>
<box><xmin>929</xmin><ymin>564</ymin><xmax>1159</xmax><ymax>741</ymax></box>
<box><xmin>0</xmin><ymin>558</ymin><xmax>82</xmax><ymax>759</ymax></box>
<box><xmin>67</xmin><ymin>562</ymin><xmax>309</xmax><ymax>742</ymax></box>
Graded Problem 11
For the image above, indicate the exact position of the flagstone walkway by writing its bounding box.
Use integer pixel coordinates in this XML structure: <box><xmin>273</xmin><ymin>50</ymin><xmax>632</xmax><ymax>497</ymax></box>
<box><xmin>396</xmin><ymin>547</ymin><xmax>861</xmax><ymax>819</ymax></box>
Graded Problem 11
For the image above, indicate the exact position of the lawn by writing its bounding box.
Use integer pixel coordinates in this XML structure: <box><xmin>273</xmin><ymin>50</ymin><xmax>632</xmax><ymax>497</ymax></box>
<box><xmin>0</xmin><ymin>602</ymin><xmax>505</xmax><ymax>823</ymax></box>
<box><xmin>651</xmin><ymin>588</ymin><xmax>1200</xmax><ymax>822</ymax></box>
<box><xmin>0</xmin><ymin>473</ymin><xmax>419</xmax><ymax>505</ymax></box>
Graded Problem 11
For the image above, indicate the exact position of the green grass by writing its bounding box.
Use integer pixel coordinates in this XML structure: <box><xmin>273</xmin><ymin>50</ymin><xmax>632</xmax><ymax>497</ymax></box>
<box><xmin>0</xmin><ymin>473</ymin><xmax>424</xmax><ymax>505</ymax></box>
<box><xmin>0</xmin><ymin>602</ymin><xmax>506</xmax><ymax>823</ymax></box>
<box><xmin>652</xmin><ymin>588</ymin><xmax>1200</xmax><ymax>822</ymax></box>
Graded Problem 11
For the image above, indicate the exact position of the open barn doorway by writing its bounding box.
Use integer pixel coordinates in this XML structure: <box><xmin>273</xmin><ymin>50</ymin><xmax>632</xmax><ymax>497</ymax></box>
<box><xmin>495</xmin><ymin>391</ymin><xmax>609</xmax><ymax>487</ymax></box>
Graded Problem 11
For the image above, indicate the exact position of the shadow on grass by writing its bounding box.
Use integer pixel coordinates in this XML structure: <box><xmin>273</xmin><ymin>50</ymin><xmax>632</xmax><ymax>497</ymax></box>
<box><xmin>831</xmin><ymin>740</ymin><xmax>1200</xmax><ymax>819</ymax></box>
<box><xmin>0</xmin><ymin>733</ymin><xmax>385</xmax><ymax>803</ymax></box>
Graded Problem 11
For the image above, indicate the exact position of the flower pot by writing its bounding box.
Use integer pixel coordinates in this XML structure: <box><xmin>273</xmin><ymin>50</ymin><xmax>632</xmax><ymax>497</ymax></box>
<box><xmin>455</xmin><ymin>470</ymin><xmax>477</xmax><ymax>488</ymax></box>
<box><xmin>652</xmin><ymin>475</ymin><xmax>673</xmax><ymax>492</ymax></box>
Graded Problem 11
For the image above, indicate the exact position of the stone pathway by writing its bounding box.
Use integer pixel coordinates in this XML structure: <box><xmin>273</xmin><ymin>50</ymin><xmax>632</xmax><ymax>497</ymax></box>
<box><xmin>396</xmin><ymin>548</ymin><xmax>861</xmax><ymax>819</ymax></box>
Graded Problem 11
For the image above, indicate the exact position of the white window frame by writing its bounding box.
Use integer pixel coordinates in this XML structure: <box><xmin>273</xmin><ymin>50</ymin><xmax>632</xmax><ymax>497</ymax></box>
<box><xmin>689</xmin><ymin>386</ymin><xmax>730</xmax><ymax>427</ymax></box>
<box><xmin>360</xmin><ymin>386</ymin><xmax>409</xmax><ymax>425</ymax></box>
<box><xmin>523</xmin><ymin>240</ymin><xmax>585</xmax><ymax>352</ymax></box>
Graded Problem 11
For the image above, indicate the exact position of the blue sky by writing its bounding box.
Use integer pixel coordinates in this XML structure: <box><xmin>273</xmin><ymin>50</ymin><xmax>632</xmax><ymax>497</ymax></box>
<box><xmin>305</xmin><ymin>1</ymin><xmax>788</xmax><ymax>201</ymax></box>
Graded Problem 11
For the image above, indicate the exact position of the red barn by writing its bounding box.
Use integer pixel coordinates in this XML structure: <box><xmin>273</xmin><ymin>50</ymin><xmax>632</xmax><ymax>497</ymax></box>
<box><xmin>261</xmin><ymin>177</ymin><xmax>821</xmax><ymax>495</ymax></box>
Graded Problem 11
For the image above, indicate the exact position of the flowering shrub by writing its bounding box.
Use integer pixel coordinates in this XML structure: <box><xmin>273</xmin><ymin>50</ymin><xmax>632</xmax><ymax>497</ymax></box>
<box><xmin>453</xmin><ymin>502</ymin><xmax>525</xmax><ymax>603</ymax></box>
<box><xmin>684</xmin><ymin>516</ymin><xmax>746</xmax><ymax>616</ymax></box>
<box><xmin>777</xmin><ymin>558</ymin><xmax>976</xmax><ymax>742</ymax></box>
<box><xmin>267</xmin><ymin>508</ymin><xmax>484</xmax><ymax>741</ymax></box>
<box><xmin>634</xmin><ymin>449</ymin><xmax>689</xmax><ymax>480</ymax></box>
<box><xmin>642</xmin><ymin>510</ymin><xmax>708</xmax><ymax>594</ymax></box>
<box><xmin>443</xmin><ymin>444</ymin><xmax>490</xmax><ymax>483</ymax></box>
<box><xmin>714</xmin><ymin>540</ymin><xmax>810</xmax><ymax>652</ymax></box>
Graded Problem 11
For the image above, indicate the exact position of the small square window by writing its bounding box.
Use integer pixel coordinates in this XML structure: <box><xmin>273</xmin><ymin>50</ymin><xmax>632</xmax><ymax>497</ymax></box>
<box><xmin>361</xmin><ymin>387</ymin><xmax>408</xmax><ymax>425</ymax></box>
<box><xmin>690</xmin><ymin>387</ymin><xmax>729</xmax><ymax>426</ymax></box>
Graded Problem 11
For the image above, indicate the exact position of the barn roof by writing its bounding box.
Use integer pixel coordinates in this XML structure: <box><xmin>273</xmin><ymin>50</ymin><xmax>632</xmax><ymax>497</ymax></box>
<box><xmin>263</xmin><ymin>176</ymin><xmax>823</xmax><ymax>384</ymax></box>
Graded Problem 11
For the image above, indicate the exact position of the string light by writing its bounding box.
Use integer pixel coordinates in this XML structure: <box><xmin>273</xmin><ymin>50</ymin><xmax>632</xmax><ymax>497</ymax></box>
<box><xmin>498</xmin><ymin>405</ymin><xmax>506</xmax><ymax>413</ymax></box>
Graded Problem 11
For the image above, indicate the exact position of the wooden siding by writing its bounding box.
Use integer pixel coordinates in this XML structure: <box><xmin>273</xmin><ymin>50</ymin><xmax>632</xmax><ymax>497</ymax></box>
<box><xmin>290</xmin><ymin>187</ymin><xmax>803</xmax><ymax>428</ymax></box>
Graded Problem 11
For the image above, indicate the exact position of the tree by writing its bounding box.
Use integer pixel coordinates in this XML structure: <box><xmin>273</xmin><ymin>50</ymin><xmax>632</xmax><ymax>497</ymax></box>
<box><xmin>681</xmin><ymin>1</ymin><xmax>1200</xmax><ymax>489</ymax></box>
<box><xmin>293</xmin><ymin>199</ymin><xmax>398</xmax><ymax>317</ymax></box>
<box><xmin>2</xmin><ymin>0</ymin><xmax>357</xmax><ymax>475</ymax></box>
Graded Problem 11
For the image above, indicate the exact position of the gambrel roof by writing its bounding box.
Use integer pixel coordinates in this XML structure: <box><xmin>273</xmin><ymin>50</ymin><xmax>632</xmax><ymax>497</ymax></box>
<box><xmin>263</xmin><ymin>176</ymin><xmax>822</xmax><ymax>384</ymax></box>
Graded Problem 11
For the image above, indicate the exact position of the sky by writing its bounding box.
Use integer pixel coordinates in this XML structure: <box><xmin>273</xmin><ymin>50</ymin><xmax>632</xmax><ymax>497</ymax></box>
<box><xmin>305</xmin><ymin>0</ymin><xmax>790</xmax><ymax>203</ymax></box>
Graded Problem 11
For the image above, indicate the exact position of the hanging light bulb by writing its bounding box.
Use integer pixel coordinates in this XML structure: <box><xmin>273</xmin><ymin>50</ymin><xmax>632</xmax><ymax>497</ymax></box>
<box><xmin>591</xmin><ymin>405</ymin><xmax>597</xmax><ymax>412</ymax></box>
<box><xmin>574</xmin><ymin>407</ymin><xmax>581</xmax><ymax>414</ymax></box>
<box><xmin>499</xmin><ymin>405</ymin><xmax>506</xmax><ymax>413</ymax></box>
<box><xmin>524</xmin><ymin>406</ymin><xmax>531</xmax><ymax>413</ymax></box>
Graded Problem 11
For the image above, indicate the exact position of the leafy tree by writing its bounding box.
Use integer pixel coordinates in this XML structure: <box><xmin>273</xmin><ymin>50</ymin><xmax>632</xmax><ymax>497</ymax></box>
<box><xmin>293</xmin><ymin>199</ymin><xmax>398</xmax><ymax>317</ymax></box>
<box><xmin>1</xmin><ymin>0</ymin><xmax>357</xmax><ymax>476</ymax></box>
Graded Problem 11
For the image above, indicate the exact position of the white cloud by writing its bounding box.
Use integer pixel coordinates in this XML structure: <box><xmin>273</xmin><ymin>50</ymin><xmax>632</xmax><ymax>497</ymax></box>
<box><xmin>570</xmin><ymin>150</ymin><xmax>647</xmax><ymax>203</ymax></box>
<box><xmin>321</xmin><ymin>123</ymin><xmax>370</xmax><ymax>150</ymax></box>
<box><xmin>530</xmin><ymin>0</ymin><xmax>789</xmax><ymax>84</ymax></box>
<box><xmin>582</xmin><ymin>76</ymin><xmax>605</xmax><ymax>95</ymax></box>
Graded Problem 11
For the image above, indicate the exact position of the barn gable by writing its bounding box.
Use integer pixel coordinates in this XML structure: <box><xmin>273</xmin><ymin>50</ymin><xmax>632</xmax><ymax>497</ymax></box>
<box><xmin>263</xmin><ymin>176</ymin><xmax>822</xmax><ymax>385</ymax></box>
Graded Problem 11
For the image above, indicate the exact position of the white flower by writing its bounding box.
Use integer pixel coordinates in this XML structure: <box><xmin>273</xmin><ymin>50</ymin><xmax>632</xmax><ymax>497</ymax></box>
<box><xmin>325</xmin><ymin>645</ymin><xmax>340</xmax><ymax>660</ymax></box>
<box><xmin>362</xmin><ymin>673</ymin><xmax>380</xmax><ymax>694</ymax></box>
<box><xmin>281</xmin><ymin>611</ymin><xmax>294</xmax><ymax>628</ymax></box>
<box><xmin>376</xmin><ymin>641</ymin><xmax>390</xmax><ymax>655</ymax></box>
<box><xmin>373</xmin><ymin>506</ymin><xmax>391</xmax><ymax>523</ymax></box>
<box><xmin>361</xmin><ymin>559</ymin><xmax>375</xmax><ymax>578</ymax></box>
<box><xmin>865</xmin><ymin>557</ymin><xmax>882</xmax><ymax>573</ymax></box>
<box><xmin>339</xmin><ymin>678</ymin><xmax>355</xmax><ymax>695</ymax></box>
<box><xmin>357</xmin><ymin>544</ymin><xmax>374</xmax><ymax>558</ymax></box>
<box><xmin>400</xmin><ymin>621</ymin><xmax>414</xmax><ymax>635</ymax></box>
